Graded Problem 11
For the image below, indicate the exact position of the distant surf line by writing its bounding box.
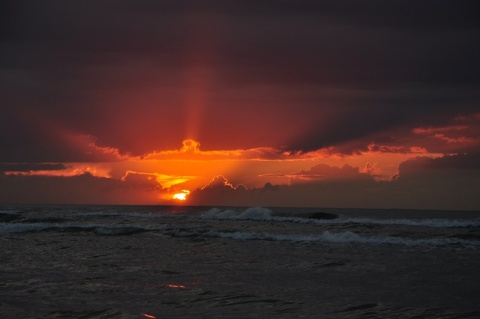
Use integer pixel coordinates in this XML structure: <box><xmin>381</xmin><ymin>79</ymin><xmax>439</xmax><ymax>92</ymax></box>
<box><xmin>202</xmin><ymin>207</ymin><xmax>480</xmax><ymax>228</ymax></box>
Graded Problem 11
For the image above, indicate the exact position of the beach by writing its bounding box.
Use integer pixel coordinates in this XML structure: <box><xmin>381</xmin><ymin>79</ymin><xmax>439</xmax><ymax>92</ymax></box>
<box><xmin>1</xmin><ymin>206</ymin><xmax>479</xmax><ymax>318</ymax></box>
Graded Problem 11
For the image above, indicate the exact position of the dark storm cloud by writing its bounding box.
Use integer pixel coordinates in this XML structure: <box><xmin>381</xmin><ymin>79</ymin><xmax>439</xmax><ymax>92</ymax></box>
<box><xmin>288</xmin><ymin>95</ymin><xmax>478</xmax><ymax>153</ymax></box>
<box><xmin>294</xmin><ymin>164</ymin><xmax>372</xmax><ymax>181</ymax></box>
<box><xmin>0</xmin><ymin>163</ymin><xmax>66</xmax><ymax>173</ymax></box>
<box><xmin>1</xmin><ymin>0</ymin><xmax>479</xmax><ymax>160</ymax></box>
<box><xmin>3</xmin><ymin>0</ymin><xmax>478</xmax><ymax>78</ymax></box>
<box><xmin>188</xmin><ymin>160</ymin><xmax>480</xmax><ymax>210</ymax></box>
<box><xmin>0</xmin><ymin>172</ymin><xmax>161</xmax><ymax>204</ymax></box>
<box><xmin>398</xmin><ymin>151</ymin><xmax>480</xmax><ymax>177</ymax></box>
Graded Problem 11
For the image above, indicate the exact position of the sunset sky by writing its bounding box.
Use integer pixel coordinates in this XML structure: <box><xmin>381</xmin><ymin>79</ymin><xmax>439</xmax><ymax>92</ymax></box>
<box><xmin>1</xmin><ymin>1</ymin><xmax>479</xmax><ymax>209</ymax></box>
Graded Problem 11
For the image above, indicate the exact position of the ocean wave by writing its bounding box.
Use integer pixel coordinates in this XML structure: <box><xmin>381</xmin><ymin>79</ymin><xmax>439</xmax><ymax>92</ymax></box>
<box><xmin>0</xmin><ymin>222</ymin><xmax>53</xmax><ymax>234</ymax></box>
<box><xmin>0</xmin><ymin>222</ymin><xmax>167</xmax><ymax>236</ymax></box>
<box><xmin>0</xmin><ymin>212</ymin><xmax>23</xmax><ymax>222</ymax></box>
<box><xmin>167</xmin><ymin>229</ymin><xmax>480</xmax><ymax>248</ymax></box>
<box><xmin>203</xmin><ymin>207</ymin><xmax>276</xmax><ymax>220</ymax></box>
<box><xmin>202</xmin><ymin>207</ymin><xmax>480</xmax><ymax>228</ymax></box>
<box><xmin>203</xmin><ymin>207</ymin><xmax>314</xmax><ymax>224</ymax></box>
<box><xmin>0</xmin><ymin>209</ymin><xmax>23</xmax><ymax>214</ymax></box>
<box><xmin>338</xmin><ymin>218</ymin><xmax>480</xmax><ymax>228</ymax></box>
<box><xmin>2</xmin><ymin>221</ymin><xmax>478</xmax><ymax>248</ymax></box>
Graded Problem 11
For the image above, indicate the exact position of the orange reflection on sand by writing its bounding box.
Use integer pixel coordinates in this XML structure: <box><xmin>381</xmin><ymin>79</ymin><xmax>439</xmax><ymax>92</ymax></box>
<box><xmin>167</xmin><ymin>284</ymin><xmax>186</xmax><ymax>289</ymax></box>
<box><xmin>140</xmin><ymin>313</ymin><xmax>157</xmax><ymax>319</ymax></box>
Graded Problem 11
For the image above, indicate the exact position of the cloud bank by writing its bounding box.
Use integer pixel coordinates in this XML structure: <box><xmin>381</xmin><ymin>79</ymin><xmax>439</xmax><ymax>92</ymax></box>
<box><xmin>1</xmin><ymin>1</ymin><xmax>479</xmax><ymax>209</ymax></box>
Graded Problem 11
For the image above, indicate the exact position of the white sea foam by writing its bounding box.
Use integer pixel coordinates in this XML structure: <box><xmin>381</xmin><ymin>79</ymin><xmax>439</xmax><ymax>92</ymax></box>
<box><xmin>2</xmin><ymin>221</ymin><xmax>478</xmax><ymax>248</ymax></box>
<box><xmin>0</xmin><ymin>209</ymin><xmax>21</xmax><ymax>214</ymax></box>
<box><xmin>168</xmin><ymin>229</ymin><xmax>480</xmax><ymax>248</ymax></box>
<box><xmin>0</xmin><ymin>222</ymin><xmax>53</xmax><ymax>234</ymax></box>
<box><xmin>204</xmin><ymin>207</ymin><xmax>275</xmax><ymax>220</ymax></box>
<box><xmin>202</xmin><ymin>207</ymin><xmax>480</xmax><ymax>228</ymax></box>
<box><xmin>203</xmin><ymin>207</ymin><xmax>308</xmax><ymax>224</ymax></box>
<box><xmin>337</xmin><ymin>218</ymin><xmax>480</xmax><ymax>228</ymax></box>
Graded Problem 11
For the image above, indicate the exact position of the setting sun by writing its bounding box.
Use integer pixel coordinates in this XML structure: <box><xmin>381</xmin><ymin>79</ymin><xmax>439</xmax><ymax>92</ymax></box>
<box><xmin>173</xmin><ymin>190</ymin><xmax>190</xmax><ymax>201</ymax></box>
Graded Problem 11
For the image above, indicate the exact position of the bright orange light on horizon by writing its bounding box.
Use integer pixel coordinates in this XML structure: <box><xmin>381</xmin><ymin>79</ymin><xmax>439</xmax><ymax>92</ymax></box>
<box><xmin>173</xmin><ymin>190</ymin><xmax>190</xmax><ymax>201</ymax></box>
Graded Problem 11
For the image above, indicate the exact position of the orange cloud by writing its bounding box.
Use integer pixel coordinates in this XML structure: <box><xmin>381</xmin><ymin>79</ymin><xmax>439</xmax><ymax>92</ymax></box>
<box><xmin>2</xmin><ymin>131</ymin><xmax>473</xmax><ymax>207</ymax></box>
<box><xmin>2</xmin><ymin>137</ymin><xmax>442</xmax><ymax>195</ymax></box>
<box><xmin>142</xmin><ymin>139</ymin><xmax>242</xmax><ymax>160</ymax></box>
<box><xmin>121</xmin><ymin>170</ymin><xmax>196</xmax><ymax>189</ymax></box>
<box><xmin>366</xmin><ymin>143</ymin><xmax>428</xmax><ymax>154</ymax></box>
<box><xmin>412</xmin><ymin>114</ymin><xmax>480</xmax><ymax>151</ymax></box>
<box><xmin>4</xmin><ymin>164</ymin><xmax>111</xmax><ymax>178</ymax></box>
<box><xmin>185</xmin><ymin>152</ymin><xmax>480</xmax><ymax>210</ymax></box>
<box><xmin>412</xmin><ymin>125</ymin><xmax>468</xmax><ymax>135</ymax></box>
<box><xmin>432</xmin><ymin>134</ymin><xmax>475</xmax><ymax>144</ymax></box>
<box><xmin>62</xmin><ymin>133</ymin><xmax>133</xmax><ymax>162</ymax></box>
<box><xmin>142</xmin><ymin>139</ymin><xmax>293</xmax><ymax>161</ymax></box>
<box><xmin>202</xmin><ymin>175</ymin><xmax>235</xmax><ymax>190</ymax></box>
<box><xmin>120</xmin><ymin>172</ymin><xmax>163</xmax><ymax>189</ymax></box>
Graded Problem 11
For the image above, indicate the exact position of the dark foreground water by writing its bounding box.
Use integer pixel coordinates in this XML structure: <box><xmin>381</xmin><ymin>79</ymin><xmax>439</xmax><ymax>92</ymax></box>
<box><xmin>1</xmin><ymin>205</ymin><xmax>479</xmax><ymax>318</ymax></box>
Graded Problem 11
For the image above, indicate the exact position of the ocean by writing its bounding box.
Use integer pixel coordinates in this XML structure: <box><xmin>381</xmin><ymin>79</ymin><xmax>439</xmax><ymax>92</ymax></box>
<box><xmin>1</xmin><ymin>205</ymin><xmax>479</xmax><ymax>318</ymax></box>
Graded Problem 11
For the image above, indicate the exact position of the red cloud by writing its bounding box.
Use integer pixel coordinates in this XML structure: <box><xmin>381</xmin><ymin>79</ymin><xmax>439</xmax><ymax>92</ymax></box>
<box><xmin>411</xmin><ymin>114</ymin><xmax>480</xmax><ymax>152</ymax></box>
<box><xmin>294</xmin><ymin>164</ymin><xmax>372</xmax><ymax>182</ymax></box>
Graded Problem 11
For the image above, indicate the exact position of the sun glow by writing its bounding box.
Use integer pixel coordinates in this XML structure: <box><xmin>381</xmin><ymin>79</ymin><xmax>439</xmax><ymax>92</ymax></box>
<box><xmin>173</xmin><ymin>190</ymin><xmax>190</xmax><ymax>201</ymax></box>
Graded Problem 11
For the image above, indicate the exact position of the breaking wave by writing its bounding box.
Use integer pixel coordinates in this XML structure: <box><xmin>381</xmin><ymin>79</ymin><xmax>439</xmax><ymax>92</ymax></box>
<box><xmin>338</xmin><ymin>218</ymin><xmax>480</xmax><ymax>228</ymax></box>
<box><xmin>2</xmin><ymin>220</ymin><xmax>478</xmax><ymax>248</ymax></box>
<box><xmin>203</xmin><ymin>207</ymin><xmax>275</xmax><ymax>221</ymax></box>
<box><xmin>203</xmin><ymin>207</ymin><xmax>480</xmax><ymax>228</ymax></box>
<box><xmin>168</xmin><ymin>229</ymin><xmax>480</xmax><ymax>248</ymax></box>
<box><xmin>0</xmin><ymin>222</ymin><xmax>53</xmax><ymax>234</ymax></box>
